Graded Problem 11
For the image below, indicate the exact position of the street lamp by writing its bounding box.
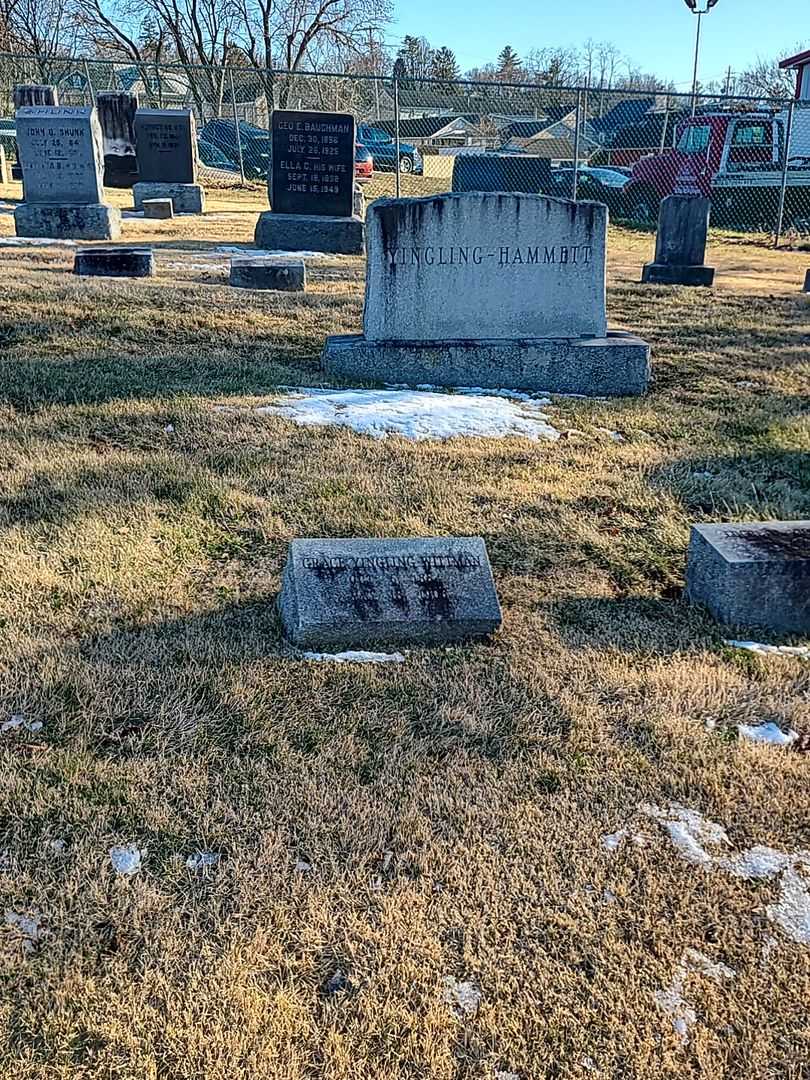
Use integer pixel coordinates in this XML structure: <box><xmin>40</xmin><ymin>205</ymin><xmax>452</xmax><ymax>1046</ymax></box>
<box><xmin>683</xmin><ymin>0</ymin><xmax>720</xmax><ymax>117</ymax></box>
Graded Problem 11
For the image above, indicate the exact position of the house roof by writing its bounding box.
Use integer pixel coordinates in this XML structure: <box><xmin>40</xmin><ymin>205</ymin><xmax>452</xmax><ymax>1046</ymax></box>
<box><xmin>779</xmin><ymin>49</ymin><xmax>810</xmax><ymax>70</ymax></box>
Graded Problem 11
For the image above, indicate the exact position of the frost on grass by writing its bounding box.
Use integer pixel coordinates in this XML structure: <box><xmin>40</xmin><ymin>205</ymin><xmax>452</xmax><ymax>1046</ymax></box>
<box><xmin>738</xmin><ymin>721</ymin><xmax>798</xmax><ymax>747</ymax></box>
<box><xmin>1</xmin><ymin>714</ymin><xmax>42</xmax><ymax>734</ymax></box>
<box><xmin>5</xmin><ymin>910</ymin><xmax>44</xmax><ymax>953</ymax></box>
<box><xmin>725</xmin><ymin>639</ymin><xmax>810</xmax><ymax>660</ymax></box>
<box><xmin>442</xmin><ymin>975</ymin><xmax>481</xmax><ymax>1017</ymax></box>
<box><xmin>246</xmin><ymin>388</ymin><xmax>560</xmax><ymax>442</ymax></box>
<box><xmin>110</xmin><ymin>845</ymin><xmax>144</xmax><ymax>876</ymax></box>
<box><xmin>186</xmin><ymin>851</ymin><xmax>221</xmax><ymax>872</ymax></box>
<box><xmin>301</xmin><ymin>650</ymin><xmax>406</xmax><ymax>664</ymax></box>
<box><xmin>654</xmin><ymin>948</ymin><xmax>735</xmax><ymax>1046</ymax></box>
<box><xmin>641</xmin><ymin>804</ymin><xmax>810</xmax><ymax>944</ymax></box>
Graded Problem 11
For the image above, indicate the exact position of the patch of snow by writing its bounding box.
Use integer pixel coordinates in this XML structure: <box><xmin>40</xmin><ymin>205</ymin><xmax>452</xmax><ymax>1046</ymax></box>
<box><xmin>186</xmin><ymin>850</ymin><xmax>220</xmax><ymax>871</ymax></box>
<box><xmin>724</xmin><ymin>639</ymin><xmax>810</xmax><ymax>660</ymax></box>
<box><xmin>738</xmin><ymin>722</ymin><xmax>798</xmax><ymax>747</ymax></box>
<box><xmin>1</xmin><ymin>714</ymin><xmax>42</xmax><ymax>733</ymax></box>
<box><xmin>216</xmin><ymin>245</ymin><xmax>334</xmax><ymax>259</ymax></box>
<box><xmin>301</xmin><ymin>649</ymin><xmax>406</xmax><ymax>664</ymax></box>
<box><xmin>385</xmin><ymin>382</ymin><xmax>552</xmax><ymax>405</ymax></box>
<box><xmin>162</xmin><ymin>261</ymin><xmax>228</xmax><ymax>273</ymax></box>
<box><xmin>442</xmin><ymin>975</ymin><xmax>481</xmax><ymax>1017</ymax></box>
<box><xmin>5</xmin><ymin>910</ymin><xmax>43</xmax><ymax>952</ymax></box>
<box><xmin>251</xmin><ymin>388</ymin><xmax>560</xmax><ymax>442</ymax></box>
<box><xmin>654</xmin><ymin>948</ymin><xmax>734</xmax><ymax>1046</ymax></box>
<box><xmin>642</xmin><ymin>804</ymin><xmax>810</xmax><ymax>945</ymax></box>
<box><xmin>48</xmin><ymin>839</ymin><xmax>66</xmax><ymax>855</ymax></box>
<box><xmin>602</xmin><ymin>828</ymin><xmax>648</xmax><ymax>852</ymax></box>
<box><xmin>0</xmin><ymin>235</ymin><xmax>77</xmax><ymax>247</ymax></box>
<box><xmin>164</xmin><ymin>424</ymin><xmax>175</xmax><ymax>434</ymax></box>
<box><xmin>295</xmin><ymin>859</ymin><xmax>312</xmax><ymax>873</ymax></box>
<box><xmin>735</xmin><ymin>380</ymin><xmax>759</xmax><ymax>389</ymax></box>
<box><xmin>596</xmin><ymin>427</ymin><xmax>626</xmax><ymax>442</ymax></box>
<box><xmin>109</xmin><ymin>844</ymin><xmax>143</xmax><ymax>876</ymax></box>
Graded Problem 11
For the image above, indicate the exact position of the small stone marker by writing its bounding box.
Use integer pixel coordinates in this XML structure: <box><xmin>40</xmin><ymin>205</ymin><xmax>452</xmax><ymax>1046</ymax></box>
<box><xmin>14</xmin><ymin>106</ymin><xmax>121</xmax><ymax>241</ymax></box>
<box><xmin>230</xmin><ymin>256</ymin><xmax>305</xmax><ymax>291</ymax></box>
<box><xmin>803</xmin><ymin>268</ymin><xmax>810</xmax><ymax>293</ymax></box>
<box><xmin>279</xmin><ymin>537</ymin><xmax>502</xmax><ymax>649</ymax></box>
<box><xmin>686</xmin><ymin>521</ymin><xmax>810</xmax><ymax>633</ymax></box>
<box><xmin>452</xmin><ymin>153</ymin><xmax>552</xmax><ymax>195</ymax></box>
<box><xmin>133</xmin><ymin>109</ymin><xmax>204</xmax><ymax>214</ymax></box>
<box><xmin>97</xmin><ymin>92</ymin><xmax>138</xmax><ymax>187</ymax></box>
<box><xmin>323</xmin><ymin>191</ymin><xmax>650</xmax><ymax>395</ymax></box>
<box><xmin>142</xmin><ymin>198</ymin><xmax>174</xmax><ymax>219</ymax></box>
<box><xmin>13</xmin><ymin>84</ymin><xmax>58</xmax><ymax>109</ymax></box>
<box><xmin>255</xmin><ymin>109</ymin><xmax>362</xmax><ymax>255</ymax></box>
<box><xmin>641</xmin><ymin>195</ymin><xmax>714</xmax><ymax>286</ymax></box>
<box><xmin>74</xmin><ymin>246</ymin><xmax>154</xmax><ymax>278</ymax></box>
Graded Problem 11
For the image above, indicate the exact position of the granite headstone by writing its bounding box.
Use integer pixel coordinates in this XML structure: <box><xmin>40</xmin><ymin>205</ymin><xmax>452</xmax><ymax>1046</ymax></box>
<box><xmin>13</xmin><ymin>84</ymin><xmax>58</xmax><ymax>109</ymax></box>
<box><xmin>323</xmin><ymin>191</ymin><xmax>650</xmax><ymax>395</ymax></box>
<box><xmin>641</xmin><ymin>195</ymin><xmax>715</xmax><ymax>286</ymax></box>
<box><xmin>14</xmin><ymin>106</ymin><xmax>120</xmax><ymax>240</ymax></box>
<box><xmin>97</xmin><ymin>91</ymin><xmax>138</xmax><ymax>187</ymax></box>
<box><xmin>279</xmin><ymin>537</ymin><xmax>502</xmax><ymax>649</ymax></box>
<box><xmin>686</xmin><ymin>521</ymin><xmax>810</xmax><ymax>633</ymax></box>
<box><xmin>133</xmin><ymin>108</ymin><xmax>204</xmax><ymax>213</ymax></box>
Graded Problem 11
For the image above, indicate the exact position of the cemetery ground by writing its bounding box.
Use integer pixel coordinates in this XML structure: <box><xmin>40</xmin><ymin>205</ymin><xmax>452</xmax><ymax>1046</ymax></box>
<box><xmin>0</xmin><ymin>178</ymin><xmax>808</xmax><ymax>1080</ymax></box>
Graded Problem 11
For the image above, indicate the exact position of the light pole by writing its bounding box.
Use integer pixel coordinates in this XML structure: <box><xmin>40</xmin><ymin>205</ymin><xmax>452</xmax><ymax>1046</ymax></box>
<box><xmin>684</xmin><ymin>0</ymin><xmax>720</xmax><ymax>117</ymax></box>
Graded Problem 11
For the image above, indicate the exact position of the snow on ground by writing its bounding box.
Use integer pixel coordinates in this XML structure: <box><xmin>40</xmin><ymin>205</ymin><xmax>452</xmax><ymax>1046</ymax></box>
<box><xmin>601</xmin><ymin>828</ymin><xmax>648</xmax><ymax>852</ymax></box>
<box><xmin>186</xmin><ymin>851</ymin><xmax>220</xmax><ymax>871</ymax></box>
<box><xmin>4</xmin><ymin>910</ymin><xmax>44</xmax><ymax>953</ymax></box>
<box><xmin>301</xmin><ymin>649</ymin><xmax>406</xmax><ymax>663</ymax></box>
<box><xmin>248</xmin><ymin>388</ymin><xmax>560</xmax><ymax>442</ymax></box>
<box><xmin>442</xmin><ymin>976</ymin><xmax>482</xmax><ymax>1017</ymax></box>
<box><xmin>738</xmin><ymin>721</ymin><xmax>798</xmax><ymax>747</ymax></box>
<box><xmin>216</xmin><ymin>246</ymin><xmax>334</xmax><ymax>259</ymax></box>
<box><xmin>0</xmin><ymin>236</ymin><xmax>77</xmax><ymax>247</ymax></box>
<box><xmin>725</xmin><ymin>639</ymin><xmax>810</xmax><ymax>660</ymax></box>
<box><xmin>654</xmin><ymin>948</ymin><xmax>735</xmax><ymax>1046</ymax></box>
<box><xmin>639</xmin><ymin>804</ymin><xmax>810</xmax><ymax>944</ymax></box>
<box><xmin>1</xmin><ymin>713</ymin><xmax>42</xmax><ymax>733</ymax></box>
<box><xmin>109</xmin><ymin>845</ymin><xmax>144</xmax><ymax>876</ymax></box>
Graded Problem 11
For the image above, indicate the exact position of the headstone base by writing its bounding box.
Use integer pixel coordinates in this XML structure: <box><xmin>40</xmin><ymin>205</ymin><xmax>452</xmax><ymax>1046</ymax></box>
<box><xmin>74</xmin><ymin>246</ymin><xmax>154</xmax><ymax>278</ymax></box>
<box><xmin>133</xmin><ymin>182</ymin><xmax>204</xmax><ymax>214</ymax></box>
<box><xmin>14</xmin><ymin>203</ymin><xmax>121</xmax><ymax>241</ymax></box>
<box><xmin>143</xmin><ymin>198</ymin><xmax>174</xmax><ymax>220</ymax></box>
<box><xmin>230</xmin><ymin>256</ymin><xmax>305</xmax><ymax>291</ymax></box>
<box><xmin>104</xmin><ymin>154</ymin><xmax>138</xmax><ymax>188</ymax></box>
<box><xmin>322</xmin><ymin>331</ymin><xmax>651</xmax><ymax>397</ymax></box>
<box><xmin>686</xmin><ymin>521</ymin><xmax>810</xmax><ymax>634</ymax></box>
<box><xmin>641</xmin><ymin>262</ymin><xmax>715</xmax><ymax>286</ymax></box>
<box><xmin>255</xmin><ymin>212</ymin><xmax>363</xmax><ymax>255</ymax></box>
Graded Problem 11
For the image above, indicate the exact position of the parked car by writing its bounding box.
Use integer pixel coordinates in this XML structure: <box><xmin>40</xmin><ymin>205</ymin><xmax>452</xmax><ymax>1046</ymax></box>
<box><xmin>355</xmin><ymin>143</ymin><xmax>373</xmax><ymax>182</ymax></box>
<box><xmin>622</xmin><ymin>111</ymin><xmax>810</xmax><ymax>230</ymax></box>
<box><xmin>551</xmin><ymin>165</ymin><xmax>630</xmax><ymax>213</ymax></box>
<box><xmin>198</xmin><ymin>137</ymin><xmax>241</xmax><ymax>174</ymax></box>
<box><xmin>357</xmin><ymin>123</ymin><xmax>422</xmax><ymax>174</ymax></box>
<box><xmin>199</xmin><ymin>118</ymin><xmax>270</xmax><ymax>180</ymax></box>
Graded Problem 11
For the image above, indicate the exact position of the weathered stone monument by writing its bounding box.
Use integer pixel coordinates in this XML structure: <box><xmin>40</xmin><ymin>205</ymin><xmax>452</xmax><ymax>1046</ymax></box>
<box><xmin>686</xmin><ymin>521</ymin><xmax>810</xmax><ymax>633</ymax></box>
<box><xmin>230</xmin><ymin>256</ymin><xmax>306</xmax><ymax>291</ymax></box>
<box><xmin>323</xmin><ymin>191</ymin><xmax>650</xmax><ymax>395</ymax></box>
<box><xmin>641</xmin><ymin>195</ymin><xmax>715</xmax><ymax>286</ymax></box>
<box><xmin>74</xmin><ymin>247</ymin><xmax>154</xmax><ymax>278</ymax></box>
<box><xmin>255</xmin><ymin>109</ymin><xmax>362</xmax><ymax>255</ymax></box>
<box><xmin>133</xmin><ymin>108</ymin><xmax>203</xmax><ymax>213</ymax></box>
<box><xmin>97</xmin><ymin>92</ymin><xmax>138</xmax><ymax>187</ymax></box>
<box><xmin>14</xmin><ymin>84</ymin><xmax>58</xmax><ymax>109</ymax></box>
<box><xmin>14</xmin><ymin>106</ymin><xmax>121</xmax><ymax>241</ymax></box>
<box><xmin>279</xmin><ymin>537</ymin><xmax>502</xmax><ymax>649</ymax></box>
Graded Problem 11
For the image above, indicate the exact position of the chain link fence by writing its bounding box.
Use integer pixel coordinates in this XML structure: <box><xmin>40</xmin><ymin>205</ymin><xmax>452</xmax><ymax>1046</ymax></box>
<box><xmin>2</xmin><ymin>52</ymin><xmax>809</xmax><ymax>244</ymax></box>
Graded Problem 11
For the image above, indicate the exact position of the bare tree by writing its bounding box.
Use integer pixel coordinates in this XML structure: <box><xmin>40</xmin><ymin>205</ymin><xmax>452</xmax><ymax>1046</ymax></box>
<box><xmin>2</xmin><ymin>0</ymin><xmax>79</xmax><ymax>75</ymax></box>
<box><xmin>737</xmin><ymin>46</ymin><xmax>806</xmax><ymax>101</ymax></box>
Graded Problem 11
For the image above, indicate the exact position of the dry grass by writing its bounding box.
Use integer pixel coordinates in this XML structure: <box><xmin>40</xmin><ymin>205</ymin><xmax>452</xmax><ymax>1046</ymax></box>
<box><xmin>0</xmin><ymin>179</ymin><xmax>808</xmax><ymax>1079</ymax></box>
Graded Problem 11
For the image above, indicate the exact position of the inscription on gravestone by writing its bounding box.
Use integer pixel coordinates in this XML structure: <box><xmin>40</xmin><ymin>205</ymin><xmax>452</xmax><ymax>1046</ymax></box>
<box><xmin>16</xmin><ymin>106</ymin><xmax>104</xmax><ymax>205</ymax></box>
<box><xmin>134</xmin><ymin>109</ymin><xmax>196</xmax><ymax>183</ymax></box>
<box><xmin>270</xmin><ymin>109</ymin><xmax>355</xmax><ymax>217</ymax></box>
<box><xmin>279</xmin><ymin>537</ymin><xmax>502</xmax><ymax>648</ymax></box>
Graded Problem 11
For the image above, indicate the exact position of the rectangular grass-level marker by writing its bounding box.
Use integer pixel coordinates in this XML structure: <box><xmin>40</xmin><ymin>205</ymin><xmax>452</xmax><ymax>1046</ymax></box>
<box><xmin>279</xmin><ymin>538</ymin><xmax>502</xmax><ymax>649</ymax></box>
<box><xmin>686</xmin><ymin>521</ymin><xmax>810</xmax><ymax>634</ymax></box>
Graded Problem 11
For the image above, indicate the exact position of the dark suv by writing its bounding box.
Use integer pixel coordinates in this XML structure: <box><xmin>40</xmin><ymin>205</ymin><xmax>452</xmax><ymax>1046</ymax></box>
<box><xmin>198</xmin><ymin>119</ymin><xmax>270</xmax><ymax>180</ymax></box>
<box><xmin>357</xmin><ymin>124</ymin><xmax>423</xmax><ymax>174</ymax></box>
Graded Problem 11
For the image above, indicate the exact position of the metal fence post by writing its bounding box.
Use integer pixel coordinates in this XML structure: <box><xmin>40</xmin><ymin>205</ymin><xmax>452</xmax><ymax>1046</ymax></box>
<box><xmin>571</xmin><ymin>89</ymin><xmax>582</xmax><ymax>201</ymax></box>
<box><xmin>393</xmin><ymin>71</ymin><xmax>402</xmax><ymax>199</ymax></box>
<box><xmin>84</xmin><ymin>59</ymin><xmax>95</xmax><ymax>105</ymax></box>
<box><xmin>228</xmin><ymin>66</ymin><xmax>245</xmax><ymax>185</ymax></box>
<box><xmin>774</xmin><ymin>98</ymin><xmax>795</xmax><ymax>250</ymax></box>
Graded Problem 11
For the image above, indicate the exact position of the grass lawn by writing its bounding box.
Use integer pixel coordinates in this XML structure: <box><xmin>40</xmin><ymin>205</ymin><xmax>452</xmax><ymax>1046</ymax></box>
<box><xmin>0</xmin><ymin>180</ymin><xmax>808</xmax><ymax>1079</ymax></box>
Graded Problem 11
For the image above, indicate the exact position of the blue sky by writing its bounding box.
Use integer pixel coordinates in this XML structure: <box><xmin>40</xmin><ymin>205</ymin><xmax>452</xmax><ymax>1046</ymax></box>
<box><xmin>389</xmin><ymin>0</ymin><xmax>807</xmax><ymax>88</ymax></box>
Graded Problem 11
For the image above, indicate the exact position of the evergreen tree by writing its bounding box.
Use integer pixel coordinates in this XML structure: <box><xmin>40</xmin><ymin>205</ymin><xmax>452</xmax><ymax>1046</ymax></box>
<box><xmin>431</xmin><ymin>45</ymin><xmax>460</xmax><ymax>81</ymax></box>
<box><xmin>496</xmin><ymin>45</ymin><xmax>523</xmax><ymax>81</ymax></box>
<box><xmin>396</xmin><ymin>35</ymin><xmax>434</xmax><ymax>80</ymax></box>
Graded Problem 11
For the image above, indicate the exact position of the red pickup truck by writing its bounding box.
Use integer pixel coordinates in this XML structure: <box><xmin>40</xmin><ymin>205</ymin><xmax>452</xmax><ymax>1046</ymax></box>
<box><xmin>622</xmin><ymin>110</ymin><xmax>810</xmax><ymax>230</ymax></box>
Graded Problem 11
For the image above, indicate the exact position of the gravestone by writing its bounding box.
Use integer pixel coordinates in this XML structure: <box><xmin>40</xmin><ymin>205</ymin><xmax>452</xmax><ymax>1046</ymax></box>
<box><xmin>641</xmin><ymin>195</ymin><xmax>714</xmax><ymax>286</ymax></box>
<box><xmin>132</xmin><ymin>108</ymin><xmax>204</xmax><ymax>213</ymax></box>
<box><xmin>686</xmin><ymin>521</ymin><xmax>810</xmax><ymax>633</ymax></box>
<box><xmin>13</xmin><ymin>84</ymin><xmax>58</xmax><ymax>109</ymax></box>
<box><xmin>230</xmin><ymin>256</ymin><xmax>305</xmax><ymax>291</ymax></box>
<box><xmin>254</xmin><ymin>109</ymin><xmax>363</xmax><ymax>255</ymax></box>
<box><xmin>452</xmin><ymin>153</ymin><xmax>552</xmax><ymax>196</ymax></box>
<box><xmin>278</xmin><ymin>537</ymin><xmax>502</xmax><ymax>649</ymax></box>
<box><xmin>97</xmin><ymin>92</ymin><xmax>138</xmax><ymax>187</ymax></box>
<box><xmin>803</xmin><ymin>268</ymin><xmax>810</xmax><ymax>293</ymax></box>
<box><xmin>323</xmin><ymin>191</ymin><xmax>650</xmax><ymax>396</ymax></box>
<box><xmin>74</xmin><ymin>246</ymin><xmax>154</xmax><ymax>278</ymax></box>
<box><xmin>14</xmin><ymin>106</ymin><xmax>121</xmax><ymax>241</ymax></box>
<box><xmin>142</xmin><ymin>197</ymin><xmax>173</xmax><ymax>219</ymax></box>
<box><xmin>0</xmin><ymin>146</ymin><xmax>9</xmax><ymax>185</ymax></box>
